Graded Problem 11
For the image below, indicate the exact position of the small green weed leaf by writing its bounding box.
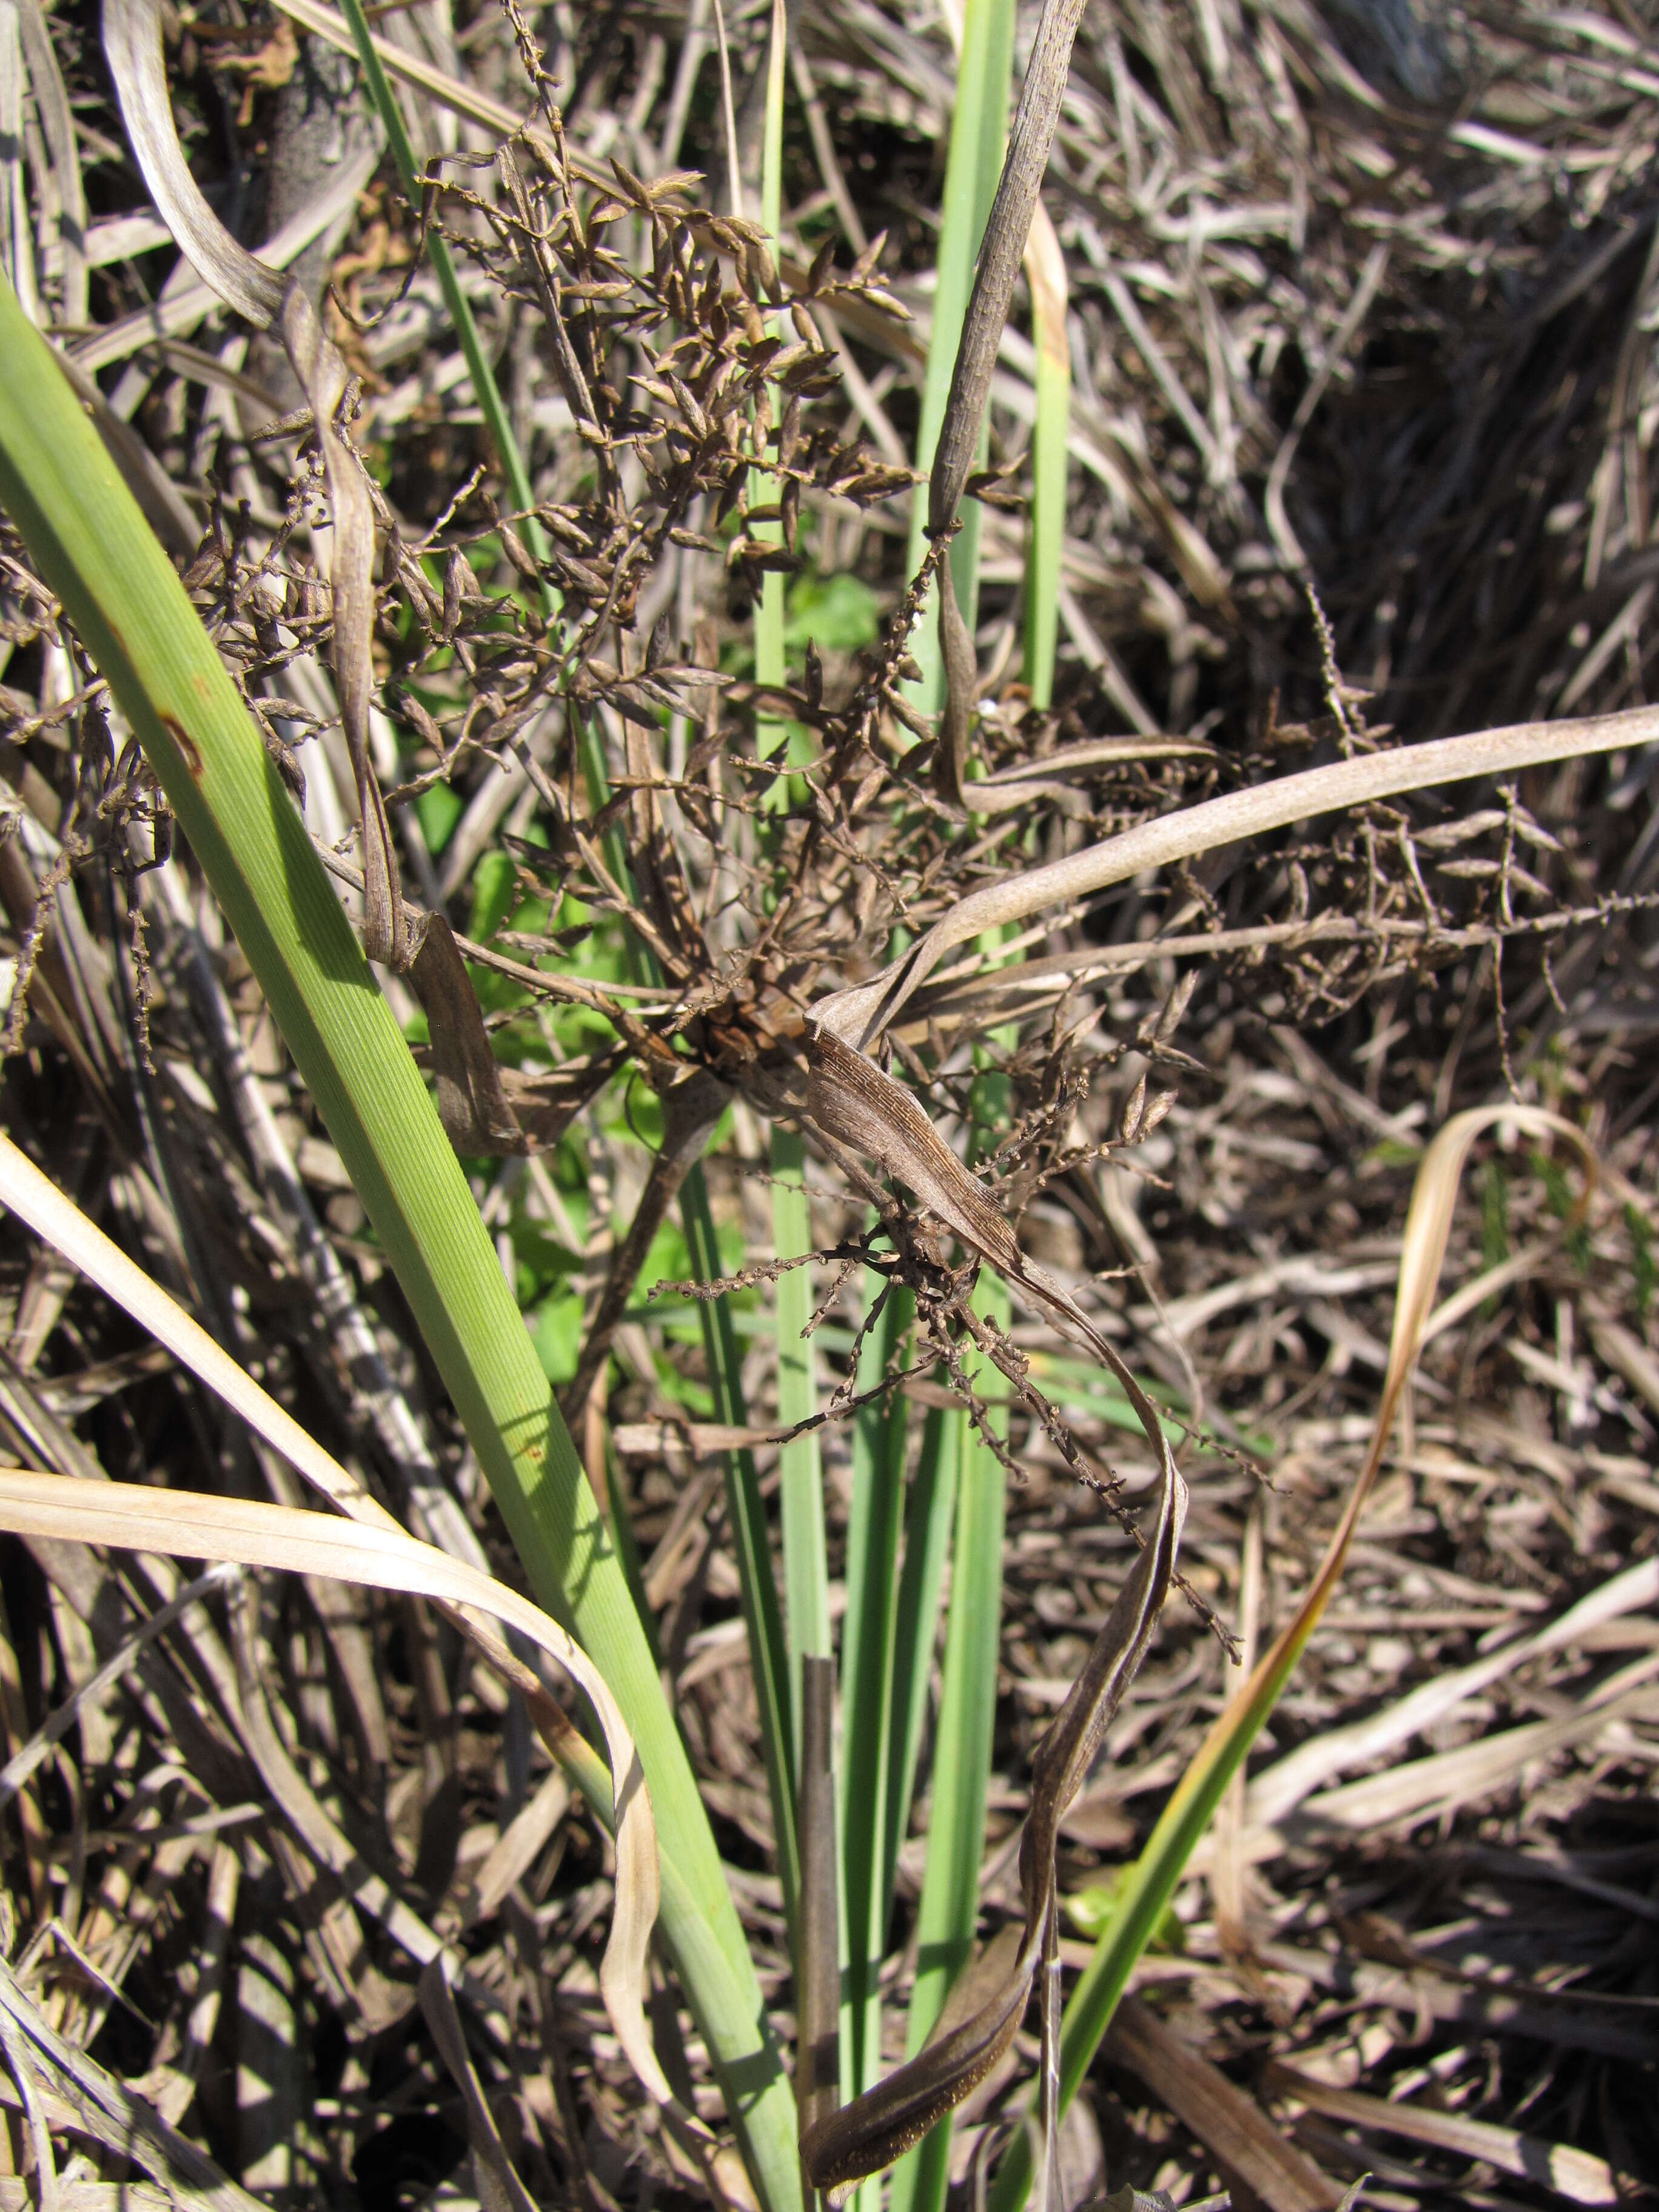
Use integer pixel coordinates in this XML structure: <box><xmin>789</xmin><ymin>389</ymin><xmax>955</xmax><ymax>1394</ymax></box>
<box><xmin>1064</xmin><ymin>1875</ymin><xmax>1182</xmax><ymax>1954</ymax></box>
<box><xmin>786</xmin><ymin>571</ymin><xmax>881</xmax><ymax>652</ymax></box>
<box><xmin>416</xmin><ymin>782</ymin><xmax>465</xmax><ymax>857</ymax></box>
<box><xmin>531</xmin><ymin>1289</ymin><xmax>587</xmax><ymax>1384</ymax></box>
<box><xmin>1626</xmin><ymin>1201</ymin><xmax>1654</xmax><ymax>1321</ymax></box>
<box><xmin>468</xmin><ymin>851</ymin><xmax>521</xmax><ymax>942</ymax></box>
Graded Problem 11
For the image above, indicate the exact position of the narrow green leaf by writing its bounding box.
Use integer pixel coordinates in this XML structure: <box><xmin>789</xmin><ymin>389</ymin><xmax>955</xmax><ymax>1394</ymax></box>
<box><xmin>0</xmin><ymin>276</ymin><xmax>801</xmax><ymax>2212</ymax></box>
<box><xmin>885</xmin><ymin>1404</ymin><xmax>958</xmax><ymax>1933</ymax></box>
<box><xmin>839</xmin><ymin>1276</ymin><xmax>914</xmax><ymax>2128</ymax></box>
<box><xmin>888</xmin><ymin>1271</ymin><xmax>1010</xmax><ymax>2212</ymax></box>
<box><xmin>773</xmin><ymin>1123</ymin><xmax>831</xmax><ymax>1757</ymax></box>
<box><xmin>603</xmin><ymin>1427</ymin><xmax>662</xmax><ymax>1672</ymax></box>
<box><xmin>680</xmin><ymin>1164</ymin><xmax>800</xmax><ymax>1933</ymax></box>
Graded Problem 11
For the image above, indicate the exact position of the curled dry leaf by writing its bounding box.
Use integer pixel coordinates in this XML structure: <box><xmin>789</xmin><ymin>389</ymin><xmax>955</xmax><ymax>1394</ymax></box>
<box><xmin>0</xmin><ymin>1460</ymin><xmax>671</xmax><ymax>2093</ymax></box>
<box><xmin>1257</xmin><ymin>1101</ymin><xmax>1601</xmax><ymax>1689</ymax></box>
<box><xmin>769</xmin><ymin>1024</ymin><xmax>1188</xmax><ymax>2197</ymax></box>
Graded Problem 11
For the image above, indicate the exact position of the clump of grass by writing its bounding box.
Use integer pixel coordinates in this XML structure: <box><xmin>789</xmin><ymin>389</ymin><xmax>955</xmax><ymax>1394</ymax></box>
<box><xmin>0</xmin><ymin>1</ymin><xmax>1655</xmax><ymax>2208</ymax></box>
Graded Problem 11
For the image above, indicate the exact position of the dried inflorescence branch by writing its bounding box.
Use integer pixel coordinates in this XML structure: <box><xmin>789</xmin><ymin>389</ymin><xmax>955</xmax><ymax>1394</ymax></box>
<box><xmin>1</xmin><ymin>0</ymin><xmax>1642</xmax><ymax>1644</ymax></box>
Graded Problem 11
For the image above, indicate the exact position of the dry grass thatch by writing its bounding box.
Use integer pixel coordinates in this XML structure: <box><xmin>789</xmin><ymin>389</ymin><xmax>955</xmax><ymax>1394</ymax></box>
<box><xmin>0</xmin><ymin>0</ymin><xmax>1657</xmax><ymax>2207</ymax></box>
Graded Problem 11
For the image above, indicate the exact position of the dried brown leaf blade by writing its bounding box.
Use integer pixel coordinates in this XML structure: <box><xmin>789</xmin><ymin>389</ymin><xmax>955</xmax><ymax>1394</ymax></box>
<box><xmin>1105</xmin><ymin>1999</ymin><xmax>1341</xmax><ymax>2212</ymax></box>
<box><xmin>926</xmin><ymin>0</ymin><xmax>1088</xmax><ymax>797</ymax></box>
<box><xmin>418</xmin><ymin>1957</ymin><xmax>540</xmax><ymax>2212</ymax></box>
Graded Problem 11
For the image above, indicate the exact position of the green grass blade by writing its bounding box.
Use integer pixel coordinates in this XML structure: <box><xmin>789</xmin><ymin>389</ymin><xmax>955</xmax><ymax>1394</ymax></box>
<box><xmin>887</xmin><ymin>1270</ymin><xmax>1010</xmax><ymax>2212</ymax></box>
<box><xmin>335</xmin><ymin>0</ymin><xmax>547</xmax><ymax>565</ymax></box>
<box><xmin>884</xmin><ymin>1403</ymin><xmax>956</xmax><ymax>1928</ymax></box>
<box><xmin>1023</xmin><ymin>209</ymin><xmax>1070</xmax><ymax>710</ymax></box>
<box><xmin>0</xmin><ymin>276</ymin><xmax>801</xmax><ymax>2212</ymax></box>
<box><xmin>839</xmin><ymin>1277</ymin><xmax>914</xmax><ymax>2113</ymax></box>
<box><xmin>905</xmin><ymin>0</ymin><xmax>1016</xmax><ymax>712</ymax></box>
<box><xmin>833</xmin><ymin>1387</ymin><xmax>956</xmax><ymax>2212</ymax></box>
<box><xmin>772</xmin><ymin>1124</ymin><xmax>831</xmax><ymax>1756</ymax></box>
<box><xmin>602</xmin><ymin>1426</ymin><xmax>662</xmax><ymax>1671</ymax></box>
<box><xmin>679</xmin><ymin>1162</ymin><xmax>801</xmax><ymax>1934</ymax></box>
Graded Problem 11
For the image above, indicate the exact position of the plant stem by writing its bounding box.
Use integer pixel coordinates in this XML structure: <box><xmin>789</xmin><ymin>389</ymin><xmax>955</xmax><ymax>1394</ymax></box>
<box><xmin>888</xmin><ymin>1271</ymin><xmax>1009</xmax><ymax>2212</ymax></box>
<box><xmin>773</xmin><ymin>1124</ymin><xmax>831</xmax><ymax>1757</ymax></box>
<box><xmin>904</xmin><ymin>0</ymin><xmax>1015</xmax><ymax>712</ymax></box>
<box><xmin>680</xmin><ymin>1165</ymin><xmax>802</xmax><ymax>1936</ymax></box>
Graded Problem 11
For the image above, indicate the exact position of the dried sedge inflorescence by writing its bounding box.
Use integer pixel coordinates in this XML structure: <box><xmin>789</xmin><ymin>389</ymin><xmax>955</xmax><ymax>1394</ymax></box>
<box><xmin>3</xmin><ymin>0</ymin><xmax>1640</xmax><ymax>1478</ymax></box>
<box><xmin>0</xmin><ymin>4</ymin><xmax>1656</xmax><ymax>2204</ymax></box>
<box><xmin>2</xmin><ymin>0</ymin><xmax>1645</xmax><ymax>1415</ymax></box>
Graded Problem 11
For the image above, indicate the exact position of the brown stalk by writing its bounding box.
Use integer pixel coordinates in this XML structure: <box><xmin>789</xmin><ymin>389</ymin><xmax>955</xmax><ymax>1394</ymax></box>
<box><xmin>796</xmin><ymin>1655</ymin><xmax>840</xmax><ymax>2154</ymax></box>
<box><xmin>563</xmin><ymin>1069</ymin><xmax>732</xmax><ymax>1418</ymax></box>
<box><xmin>927</xmin><ymin>0</ymin><xmax>1089</xmax><ymax>799</ymax></box>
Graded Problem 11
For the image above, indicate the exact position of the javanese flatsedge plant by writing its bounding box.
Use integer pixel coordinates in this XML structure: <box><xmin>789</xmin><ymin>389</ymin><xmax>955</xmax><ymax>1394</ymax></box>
<box><xmin>0</xmin><ymin>0</ymin><xmax>1646</xmax><ymax>2206</ymax></box>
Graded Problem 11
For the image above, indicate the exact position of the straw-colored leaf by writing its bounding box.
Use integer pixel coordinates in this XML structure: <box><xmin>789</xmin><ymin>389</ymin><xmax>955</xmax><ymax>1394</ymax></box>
<box><xmin>67</xmin><ymin>139</ymin><xmax>378</xmax><ymax>374</ymax></box>
<box><xmin>18</xmin><ymin>0</ymin><xmax>87</xmax><ymax>329</ymax></box>
<box><xmin>816</xmin><ymin>705</ymin><xmax>1659</xmax><ymax>1051</ymax></box>
<box><xmin>1022</xmin><ymin>201</ymin><xmax>1069</xmax><ymax>713</ymax></box>
<box><xmin>1262</xmin><ymin>2062</ymin><xmax>1624</xmax><ymax>2205</ymax></box>
<box><xmin>0</xmin><ymin>1460</ymin><xmax>679</xmax><ymax>2107</ymax></box>
<box><xmin>0</xmin><ymin>1133</ymin><xmax>697</xmax><ymax>2139</ymax></box>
